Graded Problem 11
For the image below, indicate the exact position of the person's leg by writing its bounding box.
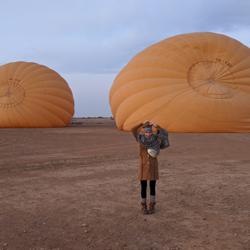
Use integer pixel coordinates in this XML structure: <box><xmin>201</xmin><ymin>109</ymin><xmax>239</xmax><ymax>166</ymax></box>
<box><xmin>140</xmin><ymin>180</ymin><xmax>147</xmax><ymax>202</ymax></box>
<box><xmin>149</xmin><ymin>180</ymin><xmax>156</xmax><ymax>214</ymax></box>
<box><xmin>150</xmin><ymin>180</ymin><xmax>156</xmax><ymax>199</ymax></box>
<box><xmin>140</xmin><ymin>180</ymin><xmax>148</xmax><ymax>214</ymax></box>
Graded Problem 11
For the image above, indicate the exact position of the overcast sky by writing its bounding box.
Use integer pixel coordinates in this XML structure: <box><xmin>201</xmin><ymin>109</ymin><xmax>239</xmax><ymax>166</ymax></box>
<box><xmin>1</xmin><ymin>0</ymin><xmax>249</xmax><ymax>116</ymax></box>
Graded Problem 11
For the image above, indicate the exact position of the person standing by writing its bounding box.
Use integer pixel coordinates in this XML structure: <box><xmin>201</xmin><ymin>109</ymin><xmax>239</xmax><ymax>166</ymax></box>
<box><xmin>132</xmin><ymin>121</ymin><xmax>169</xmax><ymax>214</ymax></box>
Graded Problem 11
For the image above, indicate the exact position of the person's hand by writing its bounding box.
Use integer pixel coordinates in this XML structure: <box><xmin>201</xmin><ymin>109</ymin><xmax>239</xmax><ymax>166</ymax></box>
<box><xmin>150</xmin><ymin>121</ymin><xmax>158</xmax><ymax>128</ymax></box>
<box><xmin>142</xmin><ymin>120</ymin><xmax>151</xmax><ymax>128</ymax></box>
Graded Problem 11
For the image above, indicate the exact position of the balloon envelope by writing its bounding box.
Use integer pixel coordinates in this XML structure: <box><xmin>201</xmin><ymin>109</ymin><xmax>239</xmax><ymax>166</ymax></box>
<box><xmin>110</xmin><ymin>32</ymin><xmax>250</xmax><ymax>132</ymax></box>
<box><xmin>0</xmin><ymin>61</ymin><xmax>74</xmax><ymax>127</ymax></box>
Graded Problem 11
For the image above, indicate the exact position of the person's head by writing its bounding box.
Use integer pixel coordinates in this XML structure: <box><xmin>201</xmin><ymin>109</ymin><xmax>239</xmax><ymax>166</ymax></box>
<box><xmin>143</xmin><ymin>125</ymin><xmax>153</xmax><ymax>138</ymax></box>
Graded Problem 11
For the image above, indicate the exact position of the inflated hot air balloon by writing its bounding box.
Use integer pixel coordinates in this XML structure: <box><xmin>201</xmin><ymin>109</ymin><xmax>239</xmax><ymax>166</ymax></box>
<box><xmin>110</xmin><ymin>32</ymin><xmax>250</xmax><ymax>132</ymax></box>
<box><xmin>0</xmin><ymin>61</ymin><xmax>74</xmax><ymax>127</ymax></box>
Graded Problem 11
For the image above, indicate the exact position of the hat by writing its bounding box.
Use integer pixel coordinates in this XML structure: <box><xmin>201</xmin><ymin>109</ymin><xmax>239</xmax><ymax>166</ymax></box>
<box><xmin>144</xmin><ymin>126</ymin><xmax>153</xmax><ymax>133</ymax></box>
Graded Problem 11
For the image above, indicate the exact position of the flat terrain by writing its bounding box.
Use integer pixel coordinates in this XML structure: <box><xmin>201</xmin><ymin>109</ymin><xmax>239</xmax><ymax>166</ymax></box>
<box><xmin>0</xmin><ymin>118</ymin><xmax>249</xmax><ymax>250</ymax></box>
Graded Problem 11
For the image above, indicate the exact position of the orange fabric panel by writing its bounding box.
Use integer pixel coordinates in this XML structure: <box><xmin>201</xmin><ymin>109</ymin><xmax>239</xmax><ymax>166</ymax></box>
<box><xmin>110</xmin><ymin>32</ymin><xmax>250</xmax><ymax>132</ymax></box>
<box><xmin>0</xmin><ymin>61</ymin><xmax>74</xmax><ymax>127</ymax></box>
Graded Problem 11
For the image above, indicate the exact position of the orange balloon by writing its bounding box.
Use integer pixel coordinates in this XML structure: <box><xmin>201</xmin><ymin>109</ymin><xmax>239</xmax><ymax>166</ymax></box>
<box><xmin>110</xmin><ymin>32</ymin><xmax>250</xmax><ymax>132</ymax></box>
<box><xmin>0</xmin><ymin>61</ymin><xmax>74</xmax><ymax>127</ymax></box>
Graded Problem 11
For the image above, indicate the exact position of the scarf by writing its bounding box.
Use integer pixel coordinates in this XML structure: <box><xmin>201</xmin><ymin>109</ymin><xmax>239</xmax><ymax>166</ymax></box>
<box><xmin>138</xmin><ymin>133</ymin><xmax>161</xmax><ymax>152</ymax></box>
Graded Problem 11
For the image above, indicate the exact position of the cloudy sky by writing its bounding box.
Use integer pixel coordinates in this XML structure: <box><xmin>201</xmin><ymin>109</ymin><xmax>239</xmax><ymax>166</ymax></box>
<box><xmin>1</xmin><ymin>0</ymin><xmax>249</xmax><ymax>116</ymax></box>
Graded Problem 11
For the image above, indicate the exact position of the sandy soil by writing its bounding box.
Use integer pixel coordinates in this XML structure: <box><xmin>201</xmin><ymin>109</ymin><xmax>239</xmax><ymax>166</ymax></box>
<box><xmin>0</xmin><ymin>118</ymin><xmax>249</xmax><ymax>250</ymax></box>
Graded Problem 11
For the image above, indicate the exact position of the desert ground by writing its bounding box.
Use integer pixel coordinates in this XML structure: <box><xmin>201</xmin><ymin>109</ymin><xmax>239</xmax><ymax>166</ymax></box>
<box><xmin>0</xmin><ymin>118</ymin><xmax>249</xmax><ymax>250</ymax></box>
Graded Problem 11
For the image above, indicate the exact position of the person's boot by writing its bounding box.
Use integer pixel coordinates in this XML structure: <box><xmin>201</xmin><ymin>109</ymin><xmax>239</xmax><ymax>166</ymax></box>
<box><xmin>148</xmin><ymin>202</ymin><xmax>156</xmax><ymax>214</ymax></box>
<box><xmin>141</xmin><ymin>201</ymin><xmax>148</xmax><ymax>215</ymax></box>
<box><xmin>148</xmin><ymin>195</ymin><xmax>156</xmax><ymax>214</ymax></box>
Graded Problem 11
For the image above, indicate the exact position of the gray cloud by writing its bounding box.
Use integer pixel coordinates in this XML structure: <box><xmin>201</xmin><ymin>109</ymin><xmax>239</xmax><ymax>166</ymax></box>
<box><xmin>1</xmin><ymin>0</ymin><xmax>249</xmax><ymax>74</ymax></box>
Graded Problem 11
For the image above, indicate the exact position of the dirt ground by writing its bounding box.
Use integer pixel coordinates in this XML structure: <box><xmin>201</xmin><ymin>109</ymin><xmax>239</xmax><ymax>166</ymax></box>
<box><xmin>0</xmin><ymin>118</ymin><xmax>249</xmax><ymax>250</ymax></box>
